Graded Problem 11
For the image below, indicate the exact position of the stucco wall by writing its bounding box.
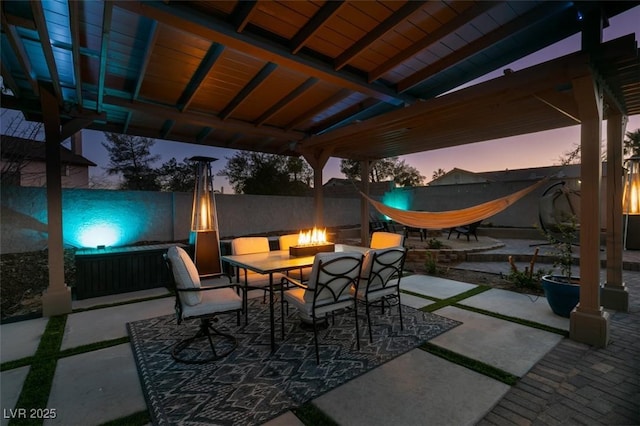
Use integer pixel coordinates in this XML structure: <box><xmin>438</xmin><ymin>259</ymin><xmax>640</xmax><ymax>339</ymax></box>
<box><xmin>0</xmin><ymin>186</ymin><xmax>361</xmax><ymax>254</ymax></box>
<box><xmin>0</xmin><ymin>177</ymin><xmax>598</xmax><ymax>254</ymax></box>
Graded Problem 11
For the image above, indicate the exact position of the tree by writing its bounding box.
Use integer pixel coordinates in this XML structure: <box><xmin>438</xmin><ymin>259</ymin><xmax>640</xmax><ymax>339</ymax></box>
<box><xmin>432</xmin><ymin>168</ymin><xmax>446</xmax><ymax>180</ymax></box>
<box><xmin>1</xmin><ymin>110</ymin><xmax>44</xmax><ymax>185</ymax></box>
<box><xmin>218</xmin><ymin>151</ymin><xmax>312</xmax><ymax>195</ymax></box>
<box><xmin>624</xmin><ymin>129</ymin><xmax>640</xmax><ymax>158</ymax></box>
<box><xmin>101</xmin><ymin>133</ymin><xmax>160</xmax><ymax>190</ymax></box>
<box><xmin>339</xmin><ymin>157</ymin><xmax>425</xmax><ymax>187</ymax></box>
<box><xmin>156</xmin><ymin>157</ymin><xmax>196</xmax><ymax>192</ymax></box>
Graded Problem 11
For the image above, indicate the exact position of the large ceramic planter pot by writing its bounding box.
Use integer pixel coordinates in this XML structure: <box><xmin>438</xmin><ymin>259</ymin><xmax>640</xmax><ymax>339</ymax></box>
<box><xmin>541</xmin><ymin>275</ymin><xmax>580</xmax><ymax>318</ymax></box>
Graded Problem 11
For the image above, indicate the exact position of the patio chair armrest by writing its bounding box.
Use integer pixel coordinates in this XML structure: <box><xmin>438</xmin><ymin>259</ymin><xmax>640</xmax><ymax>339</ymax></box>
<box><xmin>281</xmin><ymin>275</ymin><xmax>308</xmax><ymax>290</ymax></box>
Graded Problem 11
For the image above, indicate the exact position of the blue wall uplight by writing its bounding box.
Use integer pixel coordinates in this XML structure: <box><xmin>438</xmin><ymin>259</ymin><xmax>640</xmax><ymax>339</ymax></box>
<box><xmin>380</xmin><ymin>189</ymin><xmax>412</xmax><ymax>219</ymax></box>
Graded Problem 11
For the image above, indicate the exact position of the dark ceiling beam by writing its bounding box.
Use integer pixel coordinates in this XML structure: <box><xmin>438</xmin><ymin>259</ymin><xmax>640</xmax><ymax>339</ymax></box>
<box><xmin>255</xmin><ymin>77</ymin><xmax>318</xmax><ymax>126</ymax></box>
<box><xmin>220</xmin><ymin>61</ymin><xmax>277</xmax><ymax>119</ymax></box>
<box><xmin>31</xmin><ymin>2</ymin><xmax>63</xmax><ymax>104</ymax></box>
<box><xmin>133</xmin><ymin>21</ymin><xmax>159</xmax><ymax>101</ymax></box>
<box><xmin>68</xmin><ymin>1</ymin><xmax>83</xmax><ymax>111</ymax></box>
<box><xmin>104</xmin><ymin>95</ymin><xmax>306</xmax><ymax>140</ymax></box>
<box><xmin>61</xmin><ymin>115</ymin><xmax>103</xmax><ymax>141</ymax></box>
<box><xmin>1</xmin><ymin>12</ymin><xmax>39</xmax><ymax>96</ymax></box>
<box><xmin>290</xmin><ymin>1</ymin><xmax>346</xmax><ymax>55</ymax></box>
<box><xmin>196</xmin><ymin>127</ymin><xmax>214</xmax><ymax>143</ymax></box>
<box><xmin>310</xmin><ymin>97</ymin><xmax>380</xmax><ymax>134</ymax></box>
<box><xmin>285</xmin><ymin>88</ymin><xmax>351</xmax><ymax>131</ymax></box>
<box><xmin>114</xmin><ymin>1</ymin><xmax>412</xmax><ymax>106</ymax></box>
<box><xmin>97</xmin><ymin>1</ymin><xmax>114</xmax><ymax>113</ymax></box>
<box><xmin>334</xmin><ymin>1</ymin><xmax>426</xmax><ymax>71</ymax></box>
<box><xmin>177</xmin><ymin>42</ymin><xmax>225</xmax><ymax>112</ymax></box>
<box><xmin>231</xmin><ymin>0</ymin><xmax>258</xmax><ymax>33</ymax></box>
<box><xmin>369</xmin><ymin>1</ymin><xmax>500</xmax><ymax>83</ymax></box>
<box><xmin>160</xmin><ymin>119</ymin><xmax>175</xmax><ymax>139</ymax></box>
<box><xmin>397</xmin><ymin>1</ymin><xmax>573</xmax><ymax>93</ymax></box>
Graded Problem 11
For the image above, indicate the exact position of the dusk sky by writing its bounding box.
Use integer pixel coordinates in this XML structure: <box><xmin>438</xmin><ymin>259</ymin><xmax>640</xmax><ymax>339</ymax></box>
<box><xmin>2</xmin><ymin>6</ymin><xmax>638</xmax><ymax>193</ymax></box>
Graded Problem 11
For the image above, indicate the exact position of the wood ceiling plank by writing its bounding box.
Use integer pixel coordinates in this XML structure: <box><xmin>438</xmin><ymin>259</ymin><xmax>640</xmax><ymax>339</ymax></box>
<box><xmin>220</xmin><ymin>61</ymin><xmax>278</xmax><ymax>119</ymax></box>
<box><xmin>291</xmin><ymin>1</ymin><xmax>344</xmax><ymax>54</ymax></box>
<box><xmin>369</xmin><ymin>1</ymin><xmax>501</xmax><ymax>82</ymax></box>
<box><xmin>334</xmin><ymin>1</ymin><xmax>425</xmax><ymax>71</ymax></box>
<box><xmin>255</xmin><ymin>76</ymin><xmax>318</xmax><ymax>126</ymax></box>
<box><xmin>286</xmin><ymin>88</ymin><xmax>351</xmax><ymax>130</ymax></box>
<box><xmin>397</xmin><ymin>2</ymin><xmax>573</xmax><ymax>93</ymax></box>
<box><xmin>231</xmin><ymin>0</ymin><xmax>258</xmax><ymax>32</ymax></box>
<box><xmin>114</xmin><ymin>0</ymin><xmax>409</xmax><ymax>106</ymax></box>
<box><xmin>1</xmin><ymin>12</ymin><xmax>40</xmax><ymax>96</ymax></box>
<box><xmin>104</xmin><ymin>95</ymin><xmax>305</xmax><ymax>141</ymax></box>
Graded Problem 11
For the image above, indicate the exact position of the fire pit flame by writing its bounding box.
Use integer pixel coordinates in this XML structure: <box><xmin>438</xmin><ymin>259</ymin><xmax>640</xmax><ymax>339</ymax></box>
<box><xmin>290</xmin><ymin>227</ymin><xmax>335</xmax><ymax>257</ymax></box>
<box><xmin>297</xmin><ymin>227</ymin><xmax>327</xmax><ymax>246</ymax></box>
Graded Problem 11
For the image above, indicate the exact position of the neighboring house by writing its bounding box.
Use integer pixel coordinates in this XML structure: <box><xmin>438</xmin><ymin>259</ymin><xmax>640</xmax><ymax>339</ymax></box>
<box><xmin>1</xmin><ymin>134</ymin><xmax>96</xmax><ymax>188</ymax></box>
<box><xmin>429</xmin><ymin>164</ymin><xmax>583</xmax><ymax>186</ymax></box>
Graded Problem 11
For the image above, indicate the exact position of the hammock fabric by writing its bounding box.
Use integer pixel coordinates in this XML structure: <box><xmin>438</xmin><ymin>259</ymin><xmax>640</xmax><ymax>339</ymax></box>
<box><xmin>362</xmin><ymin>178</ymin><xmax>549</xmax><ymax>229</ymax></box>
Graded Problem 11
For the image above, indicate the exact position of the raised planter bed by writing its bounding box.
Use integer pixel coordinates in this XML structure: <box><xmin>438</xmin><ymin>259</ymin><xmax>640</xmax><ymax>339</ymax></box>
<box><xmin>74</xmin><ymin>243</ymin><xmax>185</xmax><ymax>300</ymax></box>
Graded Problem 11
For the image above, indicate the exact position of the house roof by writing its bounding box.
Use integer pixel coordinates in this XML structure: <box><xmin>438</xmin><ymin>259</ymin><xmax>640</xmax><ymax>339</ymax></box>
<box><xmin>1</xmin><ymin>1</ymin><xmax>638</xmax><ymax>162</ymax></box>
<box><xmin>0</xmin><ymin>135</ymin><xmax>97</xmax><ymax>167</ymax></box>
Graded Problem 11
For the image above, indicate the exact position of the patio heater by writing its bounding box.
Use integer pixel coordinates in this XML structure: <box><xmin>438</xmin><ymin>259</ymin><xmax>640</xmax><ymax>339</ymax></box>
<box><xmin>623</xmin><ymin>156</ymin><xmax>640</xmax><ymax>250</ymax></box>
<box><xmin>190</xmin><ymin>156</ymin><xmax>222</xmax><ymax>276</ymax></box>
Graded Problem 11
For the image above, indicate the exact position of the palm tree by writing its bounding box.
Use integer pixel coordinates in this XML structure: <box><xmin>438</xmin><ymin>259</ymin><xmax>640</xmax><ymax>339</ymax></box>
<box><xmin>624</xmin><ymin>129</ymin><xmax>640</xmax><ymax>158</ymax></box>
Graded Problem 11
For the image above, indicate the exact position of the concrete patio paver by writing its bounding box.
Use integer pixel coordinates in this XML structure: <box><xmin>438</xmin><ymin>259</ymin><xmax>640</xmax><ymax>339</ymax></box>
<box><xmin>44</xmin><ymin>344</ymin><xmax>145</xmax><ymax>426</ymax></box>
<box><xmin>1</xmin><ymin>366</ymin><xmax>30</xmax><ymax>426</ymax></box>
<box><xmin>398</xmin><ymin>292</ymin><xmax>435</xmax><ymax>309</ymax></box>
<box><xmin>457</xmin><ymin>288</ymin><xmax>570</xmax><ymax>330</ymax></box>
<box><xmin>400</xmin><ymin>274</ymin><xmax>477</xmax><ymax>299</ymax></box>
<box><xmin>313</xmin><ymin>348</ymin><xmax>510</xmax><ymax>426</ymax></box>
<box><xmin>61</xmin><ymin>298</ymin><xmax>173</xmax><ymax>350</ymax></box>
<box><xmin>0</xmin><ymin>317</ymin><xmax>48</xmax><ymax>363</ymax></box>
<box><xmin>72</xmin><ymin>287</ymin><xmax>170</xmax><ymax>310</ymax></box>
<box><xmin>431</xmin><ymin>306</ymin><xmax>564</xmax><ymax>377</ymax></box>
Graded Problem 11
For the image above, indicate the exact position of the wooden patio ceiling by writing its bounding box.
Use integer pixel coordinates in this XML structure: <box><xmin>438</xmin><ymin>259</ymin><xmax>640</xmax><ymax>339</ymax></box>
<box><xmin>1</xmin><ymin>1</ymin><xmax>639</xmax><ymax>162</ymax></box>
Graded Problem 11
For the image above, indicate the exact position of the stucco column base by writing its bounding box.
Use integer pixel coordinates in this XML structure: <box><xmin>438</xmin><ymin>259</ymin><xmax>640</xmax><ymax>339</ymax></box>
<box><xmin>42</xmin><ymin>286</ymin><xmax>72</xmax><ymax>317</ymax></box>
<box><xmin>601</xmin><ymin>283</ymin><xmax>629</xmax><ymax>312</ymax></box>
<box><xmin>570</xmin><ymin>307</ymin><xmax>610</xmax><ymax>348</ymax></box>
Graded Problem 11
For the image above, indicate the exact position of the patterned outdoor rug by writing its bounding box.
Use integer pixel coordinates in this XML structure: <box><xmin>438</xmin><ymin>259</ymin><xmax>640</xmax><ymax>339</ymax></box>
<box><xmin>128</xmin><ymin>298</ymin><xmax>460</xmax><ymax>426</ymax></box>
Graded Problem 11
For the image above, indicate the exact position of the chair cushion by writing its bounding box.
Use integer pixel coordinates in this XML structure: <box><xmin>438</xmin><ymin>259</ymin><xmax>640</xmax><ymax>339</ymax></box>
<box><xmin>167</xmin><ymin>246</ymin><xmax>202</xmax><ymax>306</ymax></box>
<box><xmin>231</xmin><ymin>237</ymin><xmax>270</xmax><ymax>255</ymax></box>
<box><xmin>370</xmin><ymin>232</ymin><xmax>404</xmax><ymax>249</ymax></box>
<box><xmin>278</xmin><ymin>234</ymin><xmax>300</xmax><ymax>251</ymax></box>
<box><xmin>181</xmin><ymin>287</ymin><xmax>242</xmax><ymax>319</ymax></box>
<box><xmin>304</xmin><ymin>252</ymin><xmax>363</xmax><ymax>303</ymax></box>
<box><xmin>357</xmin><ymin>247</ymin><xmax>406</xmax><ymax>299</ymax></box>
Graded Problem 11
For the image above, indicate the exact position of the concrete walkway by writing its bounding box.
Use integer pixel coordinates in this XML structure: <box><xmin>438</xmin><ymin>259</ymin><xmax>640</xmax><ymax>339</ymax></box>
<box><xmin>1</xmin><ymin>241</ymin><xmax>638</xmax><ymax>425</ymax></box>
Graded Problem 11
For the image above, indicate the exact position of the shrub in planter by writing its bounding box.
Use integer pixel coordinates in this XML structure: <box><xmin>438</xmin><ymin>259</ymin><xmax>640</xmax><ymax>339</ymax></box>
<box><xmin>540</xmin><ymin>216</ymin><xmax>580</xmax><ymax>317</ymax></box>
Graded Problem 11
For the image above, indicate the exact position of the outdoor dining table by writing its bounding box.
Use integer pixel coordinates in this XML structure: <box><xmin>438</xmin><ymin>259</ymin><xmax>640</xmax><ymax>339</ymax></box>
<box><xmin>221</xmin><ymin>244</ymin><xmax>368</xmax><ymax>352</ymax></box>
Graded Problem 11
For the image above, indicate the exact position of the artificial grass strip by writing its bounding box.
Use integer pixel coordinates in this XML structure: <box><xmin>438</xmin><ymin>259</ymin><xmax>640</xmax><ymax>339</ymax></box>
<box><xmin>293</xmin><ymin>402</ymin><xmax>339</xmax><ymax>426</ymax></box>
<box><xmin>9</xmin><ymin>315</ymin><xmax>67</xmax><ymax>426</ymax></box>
<box><xmin>1</xmin><ymin>356</ymin><xmax>34</xmax><ymax>372</ymax></box>
<box><xmin>72</xmin><ymin>294</ymin><xmax>171</xmax><ymax>313</ymax></box>
<box><xmin>452</xmin><ymin>303</ymin><xmax>569</xmax><ymax>336</ymax></box>
<box><xmin>400</xmin><ymin>289</ymin><xmax>439</xmax><ymax>302</ymax></box>
<box><xmin>421</xmin><ymin>285</ymin><xmax>491</xmax><ymax>312</ymax></box>
<box><xmin>58</xmin><ymin>336</ymin><xmax>130</xmax><ymax>359</ymax></box>
<box><xmin>420</xmin><ymin>342</ymin><xmax>519</xmax><ymax>386</ymax></box>
<box><xmin>98</xmin><ymin>410</ymin><xmax>150</xmax><ymax>426</ymax></box>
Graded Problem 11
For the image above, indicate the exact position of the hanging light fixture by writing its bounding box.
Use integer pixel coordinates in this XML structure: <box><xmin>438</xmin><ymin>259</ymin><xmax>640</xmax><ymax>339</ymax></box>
<box><xmin>190</xmin><ymin>156</ymin><xmax>222</xmax><ymax>275</ymax></box>
<box><xmin>623</xmin><ymin>156</ymin><xmax>640</xmax><ymax>250</ymax></box>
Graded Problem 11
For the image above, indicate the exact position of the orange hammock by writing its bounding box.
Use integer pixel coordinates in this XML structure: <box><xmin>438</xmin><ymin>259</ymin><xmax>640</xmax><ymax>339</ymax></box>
<box><xmin>361</xmin><ymin>178</ymin><xmax>549</xmax><ymax>229</ymax></box>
